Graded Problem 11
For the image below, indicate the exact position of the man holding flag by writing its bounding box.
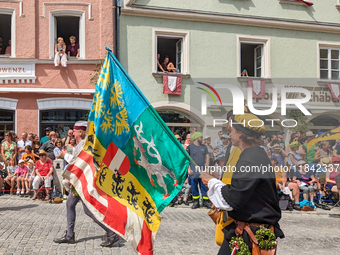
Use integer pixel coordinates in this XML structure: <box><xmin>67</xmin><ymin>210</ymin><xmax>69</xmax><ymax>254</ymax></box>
<box><xmin>53</xmin><ymin>121</ymin><xmax>120</xmax><ymax>247</ymax></box>
<box><xmin>56</xmin><ymin>48</ymin><xmax>190</xmax><ymax>254</ymax></box>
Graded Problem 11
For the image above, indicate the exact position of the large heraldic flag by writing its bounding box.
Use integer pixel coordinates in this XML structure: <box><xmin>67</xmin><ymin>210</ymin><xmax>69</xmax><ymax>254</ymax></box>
<box><xmin>63</xmin><ymin>49</ymin><xmax>190</xmax><ymax>255</ymax></box>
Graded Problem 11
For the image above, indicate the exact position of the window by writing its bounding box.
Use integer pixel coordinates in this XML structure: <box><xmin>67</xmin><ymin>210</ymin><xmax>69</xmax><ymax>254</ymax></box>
<box><xmin>49</xmin><ymin>10</ymin><xmax>85</xmax><ymax>59</ymax></box>
<box><xmin>0</xmin><ymin>9</ymin><xmax>15</xmax><ymax>57</ymax></box>
<box><xmin>55</xmin><ymin>16</ymin><xmax>80</xmax><ymax>54</ymax></box>
<box><xmin>0</xmin><ymin>109</ymin><xmax>15</xmax><ymax>134</ymax></box>
<box><xmin>237</xmin><ymin>36</ymin><xmax>270</xmax><ymax>78</ymax></box>
<box><xmin>40</xmin><ymin>109</ymin><xmax>89</xmax><ymax>139</ymax></box>
<box><xmin>320</xmin><ymin>48</ymin><xmax>340</xmax><ymax>80</ymax></box>
<box><xmin>153</xmin><ymin>29</ymin><xmax>189</xmax><ymax>75</ymax></box>
<box><xmin>0</xmin><ymin>14</ymin><xmax>11</xmax><ymax>56</ymax></box>
<box><xmin>157</xmin><ymin>37</ymin><xmax>183</xmax><ymax>73</ymax></box>
<box><xmin>240</xmin><ymin>43</ymin><xmax>264</xmax><ymax>77</ymax></box>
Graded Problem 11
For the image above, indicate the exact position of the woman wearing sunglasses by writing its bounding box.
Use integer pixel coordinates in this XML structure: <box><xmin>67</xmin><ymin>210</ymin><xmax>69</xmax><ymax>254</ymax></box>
<box><xmin>31</xmin><ymin>149</ymin><xmax>53</xmax><ymax>200</ymax></box>
<box><xmin>1</xmin><ymin>132</ymin><xmax>17</xmax><ymax>164</ymax></box>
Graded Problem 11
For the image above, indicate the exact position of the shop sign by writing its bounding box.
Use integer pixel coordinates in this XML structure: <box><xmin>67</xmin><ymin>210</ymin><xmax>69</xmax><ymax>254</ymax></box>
<box><xmin>0</xmin><ymin>63</ymin><xmax>36</xmax><ymax>83</ymax></box>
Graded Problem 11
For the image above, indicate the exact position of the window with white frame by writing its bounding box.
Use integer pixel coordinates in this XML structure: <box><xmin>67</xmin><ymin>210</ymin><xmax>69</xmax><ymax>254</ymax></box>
<box><xmin>153</xmin><ymin>29</ymin><xmax>189</xmax><ymax>74</ymax></box>
<box><xmin>238</xmin><ymin>36</ymin><xmax>270</xmax><ymax>78</ymax></box>
<box><xmin>0</xmin><ymin>14</ymin><xmax>11</xmax><ymax>56</ymax></box>
<box><xmin>320</xmin><ymin>48</ymin><xmax>340</xmax><ymax>80</ymax></box>
<box><xmin>56</xmin><ymin>16</ymin><xmax>80</xmax><ymax>56</ymax></box>
<box><xmin>240</xmin><ymin>42</ymin><xmax>265</xmax><ymax>77</ymax></box>
<box><xmin>49</xmin><ymin>10</ymin><xmax>85</xmax><ymax>59</ymax></box>
<box><xmin>0</xmin><ymin>9</ymin><xmax>15</xmax><ymax>58</ymax></box>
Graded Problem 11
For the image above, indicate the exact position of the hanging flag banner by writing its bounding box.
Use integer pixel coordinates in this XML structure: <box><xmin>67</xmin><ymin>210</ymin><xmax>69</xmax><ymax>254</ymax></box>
<box><xmin>248</xmin><ymin>79</ymin><xmax>265</xmax><ymax>98</ymax></box>
<box><xmin>163</xmin><ymin>75</ymin><xmax>182</xmax><ymax>95</ymax></box>
<box><xmin>295</xmin><ymin>0</ymin><xmax>313</xmax><ymax>6</ymax></box>
<box><xmin>327</xmin><ymin>83</ymin><xmax>340</xmax><ymax>100</ymax></box>
<box><xmin>64</xmin><ymin>49</ymin><xmax>190</xmax><ymax>255</ymax></box>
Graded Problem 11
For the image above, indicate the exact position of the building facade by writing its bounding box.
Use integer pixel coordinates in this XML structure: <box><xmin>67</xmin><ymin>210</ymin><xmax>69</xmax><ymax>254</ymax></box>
<box><xmin>120</xmin><ymin>0</ymin><xmax>340</xmax><ymax>142</ymax></box>
<box><xmin>0</xmin><ymin>0</ymin><xmax>113</xmax><ymax>138</ymax></box>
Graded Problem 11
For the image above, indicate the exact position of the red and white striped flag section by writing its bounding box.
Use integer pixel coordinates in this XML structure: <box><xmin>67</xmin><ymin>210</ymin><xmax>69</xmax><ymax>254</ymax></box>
<box><xmin>64</xmin><ymin>146</ymin><xmax>155</xmax><ymax>254</ymax></box>
<box><xmin>248</xmin><ymin>79</ymin><xmax>265</xmax><ymax>99</ymax></box>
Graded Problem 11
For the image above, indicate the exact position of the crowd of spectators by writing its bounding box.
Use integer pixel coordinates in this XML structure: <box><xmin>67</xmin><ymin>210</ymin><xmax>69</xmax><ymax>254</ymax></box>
<box><xmin>171</xmin><ymin>128</ymin><xmax>340</xmax><ymax>210</ymax></box>
<box><xmin>1</xmin><ymin>124</ymin><xmax>339</xmax><ymax>211</ymax></box>
<box><xmin>0</xmin><ymin>127</ymin><xmax>76</xmax><ymax>200</ymax></box>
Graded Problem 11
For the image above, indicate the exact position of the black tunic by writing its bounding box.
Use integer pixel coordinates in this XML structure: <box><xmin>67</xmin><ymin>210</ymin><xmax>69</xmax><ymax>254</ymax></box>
<box><xmin>218</xmin><ymin>146</ymin><xmax>284</xmax><ymax>255</ymax></box>
<box><xmin>221</xmin><ymin>146</ymin><xmax>282</xmax><ymax>229</ymax></box>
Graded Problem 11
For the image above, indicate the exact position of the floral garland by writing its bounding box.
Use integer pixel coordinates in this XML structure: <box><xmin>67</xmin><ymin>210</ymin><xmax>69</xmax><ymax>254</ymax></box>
<box><xmin>70</xmin><ymin>185</ymin><xmax>79</xmax><ymax>197</ymax></box>
<box><xmin>229</xmin><ymin>237</ymin><xmax>251</xmax><ymax>255</ymax></box>
<box><xmin>229</xmin><ymin>227</ymin><xmax>277</xmax><ymax>254</ymax></box>
<box><xmin>255</xmin><ymin>228</ymin><xmax>277</xmax><ymax>250</ymax></box>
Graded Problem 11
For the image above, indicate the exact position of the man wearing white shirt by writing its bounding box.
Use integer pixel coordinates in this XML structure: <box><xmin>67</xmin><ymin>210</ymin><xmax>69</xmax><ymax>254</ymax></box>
<box><xmin>214</xmin><ymin>131</ymin><xmax>223</xmax><ymax>148</ymax></box>
<box><xmin>201</xmin><ymin>113</ymin><xmax>283</xmax><ymax>255</ymax></box>
<box><xmin>17</xmin><ymin>132</ymin><xmax>32</xmax><ymax>160</ymax></box>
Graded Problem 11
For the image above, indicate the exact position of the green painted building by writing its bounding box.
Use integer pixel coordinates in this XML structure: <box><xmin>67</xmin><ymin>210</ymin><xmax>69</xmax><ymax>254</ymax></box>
<box><xmin>120</xmin><ymin>0</ymin><xmax>340</xmax><ymax>141</ymax></box>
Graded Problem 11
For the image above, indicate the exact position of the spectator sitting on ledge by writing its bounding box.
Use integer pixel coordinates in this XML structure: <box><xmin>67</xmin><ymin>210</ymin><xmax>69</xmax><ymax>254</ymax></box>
<box><xmin>54</xmin><ymin>37</ymin><xmax>67</xmax><ymax>67</ymax></box>
<box><xmin>67</xmin><ymin>36</ymin><xmax>79</xmax><ymax>58</ymax></box>
<box><xmin>161</xmin><ymin>56</ymin><xmax>177</xmax><ymax>73</ymax></box>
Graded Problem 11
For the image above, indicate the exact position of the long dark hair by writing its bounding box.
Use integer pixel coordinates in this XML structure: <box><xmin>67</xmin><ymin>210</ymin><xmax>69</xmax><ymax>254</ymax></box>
<box><xmin>32</xmin><ymin>135</ymin><xmax>41</xmax><ymax>147</ymax></box>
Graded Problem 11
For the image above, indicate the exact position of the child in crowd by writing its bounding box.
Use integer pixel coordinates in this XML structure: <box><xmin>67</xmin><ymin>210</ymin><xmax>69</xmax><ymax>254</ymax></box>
<box><xmin>24</xmin><ymin>159</ymin><xmax>35</xmax><ymax>194</ymax></box>
<box><xmin>15</xmin><ymin>159</ymin><xmax>27</xmax><ymax>195</ymax></box>
<box><xmin>4</xmin><ymin>156</ymin><xmax>17</xmax><ymax>195</ymax></box>
<box><xmin>21</xmin><ymin>145</ymin><xmax>36</xmax><ymax>165</ymax></box>
<box><xmin>177</xmin><ymin>176</ymin><xmax>191</xmax><ymax>206</ymax></box>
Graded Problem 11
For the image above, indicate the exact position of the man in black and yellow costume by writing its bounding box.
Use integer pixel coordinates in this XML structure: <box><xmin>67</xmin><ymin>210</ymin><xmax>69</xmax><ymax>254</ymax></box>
<box><xmin>202</xmin><ymin>113</ymin><xmax>283</xmax><ymax>255</ymax></box>
<box><xmin>213</xmin><ymin>109</ymin><xmax>246</xmax><ymax>246</ymax></box>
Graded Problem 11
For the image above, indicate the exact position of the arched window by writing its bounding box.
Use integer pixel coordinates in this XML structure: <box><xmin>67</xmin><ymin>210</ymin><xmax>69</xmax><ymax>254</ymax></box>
<box><xmin>156</xmin><ymin>109</ymin><xmax>201</xmax><ymax>135</ymax></box>
<box><xmin>310</xmin><ymin>114</ymin><xmax>340</xmax><ymax>131</ymax></box>
<box><xmin>37</xmin><ymin>98</ymin><xmax>92</xmax><ymax>138</ymax></box>
<box><xmin>0</xmin><ymin>97</ymin><xmax>18</xmax><ymax>133</ymax></box>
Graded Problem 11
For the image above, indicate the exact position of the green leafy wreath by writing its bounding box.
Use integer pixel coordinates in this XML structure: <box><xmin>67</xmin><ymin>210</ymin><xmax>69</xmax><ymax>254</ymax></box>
<box><xmin>229</xmin><ymin>237</ymin><xmax>251</xmax><ymax>255</ymax></box>
<box><xmin>70</xmin><ymin>185</ymin><xmax>79</xmax><ymax>197</ymax></box>
<box><xmin>255</xmin><ymin>228</ymin><xmax>277</xmax><ymax>250</ymax></box>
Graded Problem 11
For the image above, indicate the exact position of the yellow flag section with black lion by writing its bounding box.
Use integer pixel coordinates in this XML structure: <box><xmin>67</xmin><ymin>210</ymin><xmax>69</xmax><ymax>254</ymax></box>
<box><xmin>63</xmin><ymin>49</ymin><xmax>190</xmax><ymax>255</ymax></box>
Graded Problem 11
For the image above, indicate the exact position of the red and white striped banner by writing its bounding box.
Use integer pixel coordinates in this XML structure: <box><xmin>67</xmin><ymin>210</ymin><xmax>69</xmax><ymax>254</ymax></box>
<box><xmin>163</xmin><ymin>75</ymin><xmax>182</xmax><ymax>95</ymax></box>
<box><xmin>327</xmin><ymin>83</ymin><xmax>340</xmax><ymax>100</ymax></box>
<box><xmin>65</xmin><ymin>150</ymin><xmax>154</xmax><ymax>255</ymax></box>
<box><xmin>248</xmin><ymin>79</ymin><xmax>265</xmax><ymax>98</ymax></box>
<box><xmin>102</xmin><ymin>142</ymin><xmax>130</xmax><ymax>176</ymax></box>
<box><xmin>295</xmin><ymin>0</ymin><xmax>313</xmax><ymax>6</ymax></box>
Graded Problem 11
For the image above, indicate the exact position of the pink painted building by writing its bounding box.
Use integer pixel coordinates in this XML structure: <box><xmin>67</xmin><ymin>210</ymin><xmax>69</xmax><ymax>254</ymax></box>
<box><xmin>0</xmin><ymin>0</ymin><xmax>113</xmax><ymax>139</ymax></box>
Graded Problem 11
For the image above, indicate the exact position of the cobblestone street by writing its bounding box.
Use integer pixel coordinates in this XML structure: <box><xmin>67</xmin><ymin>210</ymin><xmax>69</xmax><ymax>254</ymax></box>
<box><xmin>0</xmin><ymin>195</ymin><xmax>339</xmax><ymax>255</ymax></box>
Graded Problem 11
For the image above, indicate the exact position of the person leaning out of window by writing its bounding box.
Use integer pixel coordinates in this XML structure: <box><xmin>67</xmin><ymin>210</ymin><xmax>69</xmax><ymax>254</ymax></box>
<box><xmin>67</xmin><ymin>36</ymin><xmax>79</xmax><ymax>58</ymax></box>
<box><xmin>54</xmin><ymin>37</ymin><xmax>67</xmax><ymax>67</ymax></box>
